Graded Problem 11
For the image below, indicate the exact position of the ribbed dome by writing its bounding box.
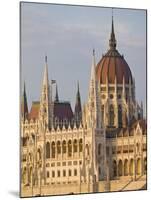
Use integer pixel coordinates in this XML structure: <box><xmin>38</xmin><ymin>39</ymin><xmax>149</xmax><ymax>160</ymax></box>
<box><xmin>96</xmin><ymin>49</ymin><xmax>133</xmax><ymax>84</ymax></box>
<box><xmin>96</xmin><ymin>17</ymin><xmax>133</xmax><ymax>85</ymax></box>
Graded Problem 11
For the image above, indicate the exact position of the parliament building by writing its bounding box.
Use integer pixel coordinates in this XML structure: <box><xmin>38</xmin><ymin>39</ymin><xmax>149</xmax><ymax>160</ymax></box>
<box><xmin>21</xmin><ymin>17</ymin><xmax>147</xmax><ymax>197</ymax></box>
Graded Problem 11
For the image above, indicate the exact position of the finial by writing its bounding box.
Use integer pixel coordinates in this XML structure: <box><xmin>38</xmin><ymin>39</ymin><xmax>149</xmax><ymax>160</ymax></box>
<box><xmin>109</xmin><ymin>8</ymin><xmax>116</xmax><ymax>50</ymax></box>
<box><xmin>45</xmin><ymin>54</ymin><xmax>47</xmax><ymax>63</ymax></box>
<box><xmin>77</xmin><ymin>81</ymin><xmax>80</xmax><ymax>93</ymax></box>
<box><xmin>24</xmin><ymin>80</ymin><xmax>25</xmax><ymax>91</ymax></box>
<box><xmin>111</xmin><ymin>8</ymin><xmax>113</xmax><ymax>23</ymax></box>
<box><xmin>23</xmin><ymin>81</ymin><xmax>26</xmax><ymax>96</ymax></box>
<box><xmin>93</xmin><ymin>48</ymin><xmax>95</xmax><ymax>56</ymax></box>
<box><xmin>55</xmin><ymin>83</ymin><xmax>59</xmax><ymax>102</ymax></box>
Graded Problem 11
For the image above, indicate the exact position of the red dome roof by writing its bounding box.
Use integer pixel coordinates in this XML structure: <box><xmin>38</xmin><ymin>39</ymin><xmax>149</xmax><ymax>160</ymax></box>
<box><xmin>96</xmin><ymin>17</ymin><xmax>133</xmax><ymax>85</ymax></box>
<box><xmin>96</xmin><ymin>49</ymin><xmax>133</xmax><ymax>84</ymax></box>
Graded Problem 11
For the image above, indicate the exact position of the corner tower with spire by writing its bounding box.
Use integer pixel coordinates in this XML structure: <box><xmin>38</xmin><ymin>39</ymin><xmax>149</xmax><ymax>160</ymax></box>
<box><xmin>39</xmin><ymin>56</ymin><xmax>51</xmax><ymax>129</ymax></box>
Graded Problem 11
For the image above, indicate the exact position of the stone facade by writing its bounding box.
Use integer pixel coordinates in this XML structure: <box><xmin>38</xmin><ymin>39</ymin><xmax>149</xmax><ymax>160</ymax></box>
<box><xmin>21</xmin><ymin>18</ymin><xmax>147</xmax><ymax>197</ymax></box>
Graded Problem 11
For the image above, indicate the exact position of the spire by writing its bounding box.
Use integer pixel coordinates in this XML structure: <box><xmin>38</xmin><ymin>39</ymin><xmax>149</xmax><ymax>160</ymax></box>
<box><xmin>89</xmin><ymin>49</ymin><xmax>96</xmax><ymax>96</ymax></box>
<box><xmin>55</xmin><ymin>84</ymin><xmax>59</xmax><ymax>102</ymax></box>
<box><xmin>39</xmin><ymin>55</ymin><xmax>51</xmax><ymax>128</ymax></box>
<box><xmin>109</xmin><ymin>9</ymin><xmax>117</xmax><ymax>50</ymax></box>
<box><xmin>88</xmin><ymin>49</ymin><xmax>102</xmax><ymax>129</ymax></box>
<box><xmin>74</xmin><ymin>81</ymin><xmax>82</xmax><ymax>124</ymax></box>
<box><xmin>21</xmin><ymin>81</ymin><xmax>28</xmax><ymax>120</ymax></box>
<box><xmin>90</xmin><ymin>49</ymin><xmax>96</xmax><ymax>82</ymax></box>
<box><xmin>43</xmin><ymin>55</ymin><xmax>49</xmax><ymax>86</ymax></box>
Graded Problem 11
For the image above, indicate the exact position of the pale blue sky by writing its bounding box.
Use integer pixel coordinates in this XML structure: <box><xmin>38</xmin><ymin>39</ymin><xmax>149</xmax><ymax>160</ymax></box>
<box><xmin>21</xmin><ymin>2</ymin><xmax>146</xmax><ymax>113</ymax></box>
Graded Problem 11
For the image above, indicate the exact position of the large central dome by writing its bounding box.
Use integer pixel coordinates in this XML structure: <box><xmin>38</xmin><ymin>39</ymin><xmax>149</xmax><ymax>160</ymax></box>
<box><xmin>96</xmin><ymin>18</ymin><xmax>133</xmax><ymax>84</ymax></box>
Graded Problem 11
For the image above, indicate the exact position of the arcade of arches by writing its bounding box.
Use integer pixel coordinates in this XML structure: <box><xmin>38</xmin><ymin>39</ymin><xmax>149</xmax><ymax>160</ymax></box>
<box><xmin>112</xmin><ymin>157</ymin><xmax>146</xmax><ymax>178</ymax></box>
<box><xmin>45</xmin><ymin>138</ymin><xmax>83</xmax><ymax>159</ymax></box>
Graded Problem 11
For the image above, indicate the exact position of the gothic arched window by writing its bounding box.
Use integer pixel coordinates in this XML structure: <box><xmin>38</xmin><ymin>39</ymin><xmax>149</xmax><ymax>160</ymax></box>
<box><xmin>79</xmin><ymin>138</ymin><xmax>83</xmax><ymax>152</ymax></box>
<box><xmin>68</xmin><ymin>140</ymin><xmax>72</xmax><ymax>157</ymax></box>
<box><xmin>57</xmin><ymin>141</ymin><xmax>61</xmax><ymax>154</ymax></box>
<box><xmin>51</xmin><ymin>141</ymin><xmax>55</xmax><ymax>158</ymax></box>
<box><xmin>118</xmin><ymin>105</ymin><xmax>122</xmax><ymax>127</ymax></box>
<box><xmin>113</xmin><ymin>160</ymin><xmax>117</xmax><ymax>177</ymax></box>
<box><xmin>46</xmin><ymin>142</ymin><xmax>50</xmax><ymax>159</ymax></box>
<box><xmin>73</xmin><ymin>139</ymin><xmax>78</xmax><ymax>153</ymax></box>
<box><xmin>101</xmin><ymin>105</ymin><xmax>104</xmax><ymax>124</ymax></box>
<box><xmin>124</xmin><ymin>159</ymin><xmax>128</xmax><ymax>176</ymax></box>
<box><xmin>62</xmin><ymin>140</ymin><xmax>66</xmax><ymax>154</ymax></box>
<box><xmin>118</xmin><ymin>160</ymin><xmax>123</xmax><ymax>176</ymax></box>
<box><xmin>109</xmin><ymin>105</ymin><xmax>114</xmax><ymax>126</ymax></box>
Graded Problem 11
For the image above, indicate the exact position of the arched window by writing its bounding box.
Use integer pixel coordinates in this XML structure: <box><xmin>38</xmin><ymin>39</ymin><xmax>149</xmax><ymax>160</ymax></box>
<box><xmin>129</xmin><ymin>159</ymin><xmax>134</xmax><ymax>175</ymax></box>
<box><xmin>51</xmin><ymin>141</ymin><xmax>55</xmax><ymax>158</ymax></box>
<box><xmin>109</xmin><ymin>105</ymin><xmax>114</xmax><ymax>126</ymax></box>
<box><xmin>118</xmin><ymin>160</ymin><xmax>123</xmax><ymax>176</ymax></box>
<box><xmin>52</xmin><ymin>171</ymin><xmax>55</xmax><ymax>178</ymax></box>
<box><xmin>113</xmin><ymin>160</ymin><xmax>117</xmax><ymax>177</ymax></box>
<box><xmin>101</xmin><ymin>105</ymin><xmax>104</xmax><ymax>124</ymax></box>
<box><xmin>69</xmin><ymin>169</ymin><xmax>72</xmax><ymax>176</ymax></box>
<box><xmin>68</xmin><ymin>140</ymin><xmax>72</xmax><ymax>157</ymax></box>
<box><xmin>47</xmin><ymin>171</ymin><xmax>49</xmax><ymax>178</ymax></box>
<box><xmin>124</xmin><ymin>159</ymin><xmax>128</xmax><ymax>176</ymax></box>
<box><xmin>63</xmin><ymin>170</ymin><xmax>66</xmax><ymax>177</ymax></box>
<box><xmin>118</xmin><ymin>105</ymin><xmax>122</xmax><ymax>127</ymax></box>
<box><xmin>46</xmin><ymin>142</ymin><xmax>50</xmax><ymax>159</ymax></box>
<box><xmin>74</xmin><ymin>169</ymin><xmax>77</xmax><ymax>176</ymax></box>
<box><xmin>57</xmin><ymin>141</ymin><xmax>61</xmax><ymax>154</ymax></box>
<box><xmin>57</xmin><ymin>170</ymin><xmax>60</xmax><ymax>177</ymax></box>
<box><xmin>62</xmin><ymin>140</ymin><xmax>66</xmax><ymax>154</ymax></box>
<box><xmin>73</xmin><ymin>139</ymin><xmax>78</xmax><ymax>153</ymax></box>
<box><xmin>98</xmin><ymin>143</ymin><xmax>101</xmax><ymax>155</ymax></box>
<box><xmin>137</xmin><ymin>158</ymin><xmax>141</xmax><ymax>175</ymax></box>
<box><xmin>22</xmin><ymin>167</ymin><xmax>27</xmax><ymax>184</ymax></box>
<box><xmin>98</xmin><ymin>167</ymin><xmax>101</xmax><ymax>176</ymax></box>
<box><xmin>79</xmin><ymin>138</ymin><xmax>83</xmax><ymax>152</ymax></box>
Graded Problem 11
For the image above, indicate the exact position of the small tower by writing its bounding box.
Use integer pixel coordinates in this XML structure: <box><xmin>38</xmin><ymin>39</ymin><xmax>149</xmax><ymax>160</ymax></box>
<box><xmin>74</xmin><ymin>81</ymin><xmax>82</xmax><ymax>126</ymax></box>
<box><xmin>55</xmin><ymin>84</ymin><xmax>59</xmax><ymax>102</ymax></box>
<box><xmin>39</xmin><ymin>55</ymin><xmax>51</xmax><ymax>129</ymax></box>
<box><xmin>21</xmin><ymin>82</ymin><xmax>28</xmax><ymax>121</ymax></box>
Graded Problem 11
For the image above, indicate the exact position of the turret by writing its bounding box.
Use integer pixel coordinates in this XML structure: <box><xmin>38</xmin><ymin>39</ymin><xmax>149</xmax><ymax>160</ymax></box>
<box><xmin>55</xmin><ymin>84</ymin><xmax>59</xmax><ymax>102</ymax></box>
<box><xmin>74</xmin><ymin>81</ymin><xmax>82</xmax><ymax>126</ymax></box>
<box><xmin>21</xmin><ymin>82</ymin><xmax>28</xmax><ymax>121</ymax></box>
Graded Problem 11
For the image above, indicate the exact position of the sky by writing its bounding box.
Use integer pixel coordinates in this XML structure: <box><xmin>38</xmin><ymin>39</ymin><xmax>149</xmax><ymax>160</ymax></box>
<box><xmin>21</xmin><ymin>2</ymin><xmax>146</xmax><ymax>113</ymax></box>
